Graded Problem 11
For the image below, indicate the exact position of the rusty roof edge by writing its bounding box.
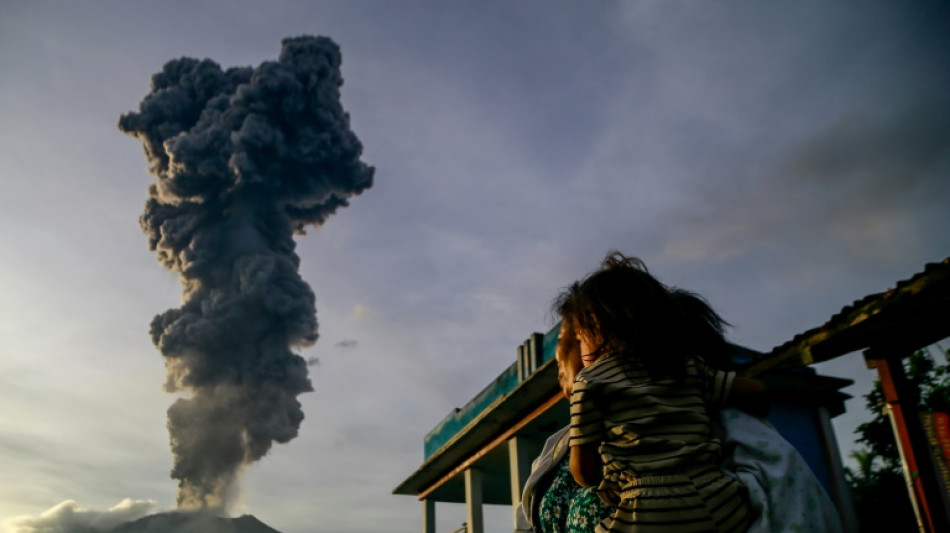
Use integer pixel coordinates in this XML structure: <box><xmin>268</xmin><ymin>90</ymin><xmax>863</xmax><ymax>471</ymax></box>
<box><xmin>745</xmin><ymin>258</ymin><xmax>950</xmax><ymax>377</ymax></box>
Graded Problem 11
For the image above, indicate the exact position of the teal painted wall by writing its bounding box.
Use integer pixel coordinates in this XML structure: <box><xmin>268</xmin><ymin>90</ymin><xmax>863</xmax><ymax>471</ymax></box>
<box><xmin>423</xmin><ymin>324</ymin><xmax>560</xmax><ymax>459</ymax></box>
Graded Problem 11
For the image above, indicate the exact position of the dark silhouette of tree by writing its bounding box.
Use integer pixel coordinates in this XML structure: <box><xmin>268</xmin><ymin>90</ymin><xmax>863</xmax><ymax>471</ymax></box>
<box><xmin>844</xmin><ymin>345</ymin><xmax>950</xmax><ymax>532</ymax></box>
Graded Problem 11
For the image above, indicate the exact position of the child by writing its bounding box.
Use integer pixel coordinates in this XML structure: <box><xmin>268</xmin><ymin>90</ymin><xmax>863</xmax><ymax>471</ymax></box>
<box><xmin>555</xmin><ymin>251</ymin><xmax>766</xmax><ymax>533</ymax></box>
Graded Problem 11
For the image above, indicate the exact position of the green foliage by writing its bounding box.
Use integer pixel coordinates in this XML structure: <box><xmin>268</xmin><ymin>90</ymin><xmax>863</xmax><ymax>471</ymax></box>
<box><xmin>845</xmin><ymin>346</ymin><xmax>950</xmax><ymax>532</ymax></box>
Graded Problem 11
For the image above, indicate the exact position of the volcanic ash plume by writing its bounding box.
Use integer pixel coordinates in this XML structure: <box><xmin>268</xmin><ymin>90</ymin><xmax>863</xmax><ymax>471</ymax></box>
<box><xmin>118</xmin><ymin>36</ymin><xmax>374</xmax><ymax>510</ymax></box>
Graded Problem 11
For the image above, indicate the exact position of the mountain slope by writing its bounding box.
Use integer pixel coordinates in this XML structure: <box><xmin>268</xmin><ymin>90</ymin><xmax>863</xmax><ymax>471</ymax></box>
<box><xmin>108</xmin><ymin>512</ymin><xmax>282</xmax><ymax>533</ymax></box>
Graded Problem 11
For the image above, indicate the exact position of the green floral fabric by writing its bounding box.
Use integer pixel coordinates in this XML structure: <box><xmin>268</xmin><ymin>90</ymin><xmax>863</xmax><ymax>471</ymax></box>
<box><xmin>538</xmin><ymin>459</ymin><xmax>613</xmax><ymax>533</ymax></box>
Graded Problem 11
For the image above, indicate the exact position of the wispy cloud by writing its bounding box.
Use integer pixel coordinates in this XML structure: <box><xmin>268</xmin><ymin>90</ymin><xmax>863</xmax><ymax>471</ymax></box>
<box><xmin>4</xmin><ymin>499</ymin><xmax>157</xmax><ymax>533</ymax></box>
<box><xmin>349</xmin><ymin>304</ymin><xmax>370</xmax><ymax>320</ymax></box>
<box><xmin>334</xmin><ymin>339</ymin><xmax>358</xmax><ymax>350</ymax></box>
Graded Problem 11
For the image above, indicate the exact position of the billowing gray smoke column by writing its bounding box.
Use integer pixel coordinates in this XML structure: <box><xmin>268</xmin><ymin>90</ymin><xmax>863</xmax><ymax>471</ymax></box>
<box><xmin>118</xmin><ymin>36</ymin><xmax>374</xmax><ymax>510</ymax></box>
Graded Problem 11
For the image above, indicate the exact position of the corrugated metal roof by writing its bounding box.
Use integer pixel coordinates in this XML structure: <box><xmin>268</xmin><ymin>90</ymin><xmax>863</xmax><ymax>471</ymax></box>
<box><xmin>747</xmin><ymin>257</ymin><xmax>950</xmax><ymax>376</ymax></box>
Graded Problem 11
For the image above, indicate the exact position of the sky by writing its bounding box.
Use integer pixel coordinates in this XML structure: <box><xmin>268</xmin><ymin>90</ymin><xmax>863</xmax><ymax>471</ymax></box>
<box><xmin>1</xmin><ymin>1</ymin><xmax>948</xmax><ymax>532</ymax></box>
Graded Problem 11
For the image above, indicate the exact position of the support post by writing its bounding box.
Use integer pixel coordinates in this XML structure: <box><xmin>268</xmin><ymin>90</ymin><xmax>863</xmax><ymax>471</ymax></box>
<box><xmin>527</xmin><ymin>333</ymin><xmax>543</xmax><ymax>374</ymax></box>
<box><xmin>509</xmin><ymin>436</ymin><xmax>533</xmax><ymax>528</ymax></box>
<box><xmin>866</xmin><ymin>349</ymin><xmax>950</xmax><ymax>533</ymax></box>
<box><xmin>422</xmin><ymin>499</ymin><xmax>436</xmax><ymax>533</ymax></box>
<box><xmin>817</xmin><ymin>406</ymin><xmax>859</xmax><ymax>532</ymax></box>
<box><xmin>465</xmin><ymin>468</ymin><xmax>484</xmax><ymax>533</ymax></box>
<box><xmin>517</xmin><ymin>344</ymin><xmax>526</xmax><ymax>382</ymax></box>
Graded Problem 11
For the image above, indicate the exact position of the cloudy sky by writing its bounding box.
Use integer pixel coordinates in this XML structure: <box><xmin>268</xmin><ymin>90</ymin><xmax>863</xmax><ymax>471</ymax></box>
<box><xmin>1</xmin><ymin>1</ymin><xmax>948</xmax><ymax>532</ymax></box>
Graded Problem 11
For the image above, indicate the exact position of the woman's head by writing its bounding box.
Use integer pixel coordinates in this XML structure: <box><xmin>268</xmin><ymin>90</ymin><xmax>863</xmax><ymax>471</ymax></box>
<box><xmin>555</xmin><ymin>321</ymin><xmax>583</xmax><ymax>399</ymax></box>
<box><xmin>553</xmin><ymin>251</ymin><xmax>693</xmax><ymax>375</ymax></box>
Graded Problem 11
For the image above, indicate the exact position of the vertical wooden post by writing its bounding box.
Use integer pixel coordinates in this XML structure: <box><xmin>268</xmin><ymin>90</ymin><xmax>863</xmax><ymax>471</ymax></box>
<box><xmin>422</xmin><ymin>498</ymin><xmax>436</xmax><ymax>533</ymax></box>
<box><xmin>465</xmin><ymin>468</ymin><xmax>484</xmax><ymax>533</ymax></box>
<box><xmin>867</xmin><ymin>349</ymin><xmax>950</xmax><ymax>533</ymax></box>
<box><xmin>509</xmin><ymin>436</ymin><xmax>532</xmax><ymax>528</ymax></box>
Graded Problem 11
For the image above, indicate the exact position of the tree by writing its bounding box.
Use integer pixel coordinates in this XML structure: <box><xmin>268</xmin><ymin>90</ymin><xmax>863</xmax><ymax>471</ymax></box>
<box><xmin>844</xmin><ymin>346</ymin><xmax>950</xmax><ymax>532</ymax></box>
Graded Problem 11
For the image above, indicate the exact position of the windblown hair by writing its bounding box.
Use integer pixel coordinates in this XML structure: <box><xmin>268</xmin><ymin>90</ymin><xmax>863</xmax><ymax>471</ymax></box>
<box><xmin>669</xmin><ymin>288</ymin><xmax>735</xmax><ymax>370</ymax></box>
<box><xmin>554</xmin><ymin>251</ymin><xmax>731</xmax><ymax>377</ymax></box>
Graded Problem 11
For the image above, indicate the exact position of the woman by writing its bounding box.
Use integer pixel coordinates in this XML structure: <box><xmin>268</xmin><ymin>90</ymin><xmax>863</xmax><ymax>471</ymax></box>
<box><xmin>518</xmin><ymin>284</ymin><xmax>739</xmax><ymax>533</ymax></box>
<box><xmin>516</xmin><ymin>320</ymin><xmax>615</xmax><ymax>533</ymax></box>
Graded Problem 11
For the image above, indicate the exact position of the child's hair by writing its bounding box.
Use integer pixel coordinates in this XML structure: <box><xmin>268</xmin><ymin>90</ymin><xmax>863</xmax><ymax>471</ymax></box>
<box><xmin>553</xmin><ymin>251</ymin><xmax>735</xmax><ymax>376</ymax></box>
<box><xmin>668</xmin><ymin>287</ymin><xmax>735</xmax><ymax>370</ymax></box>
<box><xmin>553</xmin><ymin>251</ymin><xmax>689</xmax><ymax>376</ymax></box>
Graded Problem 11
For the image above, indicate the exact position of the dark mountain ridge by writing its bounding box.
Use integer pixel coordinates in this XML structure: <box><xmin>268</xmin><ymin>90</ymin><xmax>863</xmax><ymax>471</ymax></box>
<box><xmin>106</xmin><ymin>512</ymin><xmax>281</xmax><ymax>533</ymax></box>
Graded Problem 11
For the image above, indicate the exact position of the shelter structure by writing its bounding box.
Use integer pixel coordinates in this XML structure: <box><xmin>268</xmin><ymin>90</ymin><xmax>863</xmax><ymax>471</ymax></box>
<box><xmin>746</xmin><ymin>258</ymin><xmax>950</xmax><ymax>533</ymax></box>
<box><xmin>394</xmin><ymin>258</ymin><xmax>950</xmax><ymax>533</ymax></box>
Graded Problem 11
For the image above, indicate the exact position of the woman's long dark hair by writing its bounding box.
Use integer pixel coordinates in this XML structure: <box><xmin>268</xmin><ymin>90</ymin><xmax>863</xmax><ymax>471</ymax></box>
<box><xmin>554</xmin><ymin>251</ymin><xmax>732</xmax><ymax>376</ymax></box>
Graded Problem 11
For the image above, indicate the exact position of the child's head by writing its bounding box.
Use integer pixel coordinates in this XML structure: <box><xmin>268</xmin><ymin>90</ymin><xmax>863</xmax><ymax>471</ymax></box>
<box><xmin>553</xmin><ymin>251</ymin><xmax>690</xmax><ymax>376</ymax></box>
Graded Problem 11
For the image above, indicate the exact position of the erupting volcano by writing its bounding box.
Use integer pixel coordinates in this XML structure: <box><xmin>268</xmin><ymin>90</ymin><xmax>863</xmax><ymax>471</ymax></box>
<box><xmin>119</xmin><ymin>35</ymin><xmax>374</xmax><ymax>511</ymax></box>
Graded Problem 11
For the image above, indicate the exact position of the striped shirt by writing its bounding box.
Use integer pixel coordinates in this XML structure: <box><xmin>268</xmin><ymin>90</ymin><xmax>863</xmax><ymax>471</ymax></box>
<box><xmin>569</xmin><ymin>354</ymin><xmax>735</xmax><ymax>488</ymax></box>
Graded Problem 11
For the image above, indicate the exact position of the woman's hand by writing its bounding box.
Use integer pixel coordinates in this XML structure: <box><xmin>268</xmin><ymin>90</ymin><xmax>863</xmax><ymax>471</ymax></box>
<box><xmin>728</xmin><ymin>376</ymin><xmax>770</xmax><ymax>418</ymax></box>
<box><xmin>598</xmin><ymin>489</ymin><xmax>620</xmax><ymax>507</ymax></box>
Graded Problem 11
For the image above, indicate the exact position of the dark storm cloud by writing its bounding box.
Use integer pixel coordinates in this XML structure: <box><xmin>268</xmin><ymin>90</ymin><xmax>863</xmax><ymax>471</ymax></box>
<box><xmin>784</xmin><ymin>95</ymin><xmax>950</xmax><ymax>251</ymax></box>
<box><xmin>652</xmin><ymin>0</ymin><xmax>950</xmax><ymax>267</ymax></box>
<box><xmin>664</xmin><ymin>95</ymin><xmax>950</xmax><ymax>264</ymax></box>
<box><xmin>782</xmin><ymin>95</ymin><xmax>950</xmax><ymax>195</ymax></box>
<box><xmin>118</xmin><ymin>36</ymin><xmax>373</xmax><ymax>510</ymax></box>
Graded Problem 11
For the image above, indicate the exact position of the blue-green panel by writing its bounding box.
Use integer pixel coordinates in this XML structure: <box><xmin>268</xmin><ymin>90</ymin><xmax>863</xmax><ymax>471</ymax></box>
<box><xmin>423</xmin><ymin>324</ymin><xmax>562</xmax><ymax>459</ymax></box>
<box><xmin>424</xmin><ymin>363</ymin><xmax>520</xmax><ymax>459</ymax></box>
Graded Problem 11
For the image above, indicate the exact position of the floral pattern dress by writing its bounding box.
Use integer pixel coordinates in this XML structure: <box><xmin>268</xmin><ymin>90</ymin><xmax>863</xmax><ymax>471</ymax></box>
<box><xmin>538</xmin><ymin>459</ymin><xmax>614</xmax><ymax>533</ymax></box>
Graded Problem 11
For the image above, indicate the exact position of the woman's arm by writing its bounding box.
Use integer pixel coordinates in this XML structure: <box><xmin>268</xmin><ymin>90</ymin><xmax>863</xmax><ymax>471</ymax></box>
<box><xmin>569</xmin><ymin>442</ymin><xmax>603</xmax><ymax>488</ymax></box>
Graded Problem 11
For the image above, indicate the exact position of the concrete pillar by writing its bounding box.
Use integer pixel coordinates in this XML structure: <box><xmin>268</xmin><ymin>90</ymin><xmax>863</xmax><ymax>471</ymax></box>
<box><xmin>509</xmin><ymin>436</ymin><xmax>533</xmax><ymax>528</ymax></box>
<box><xmin>528</xmin><ymin>333</ymin><xmax>544</xmax><ymax>373</ymax></box>
<box><xmin>422</xmin><ymin>499</ymin><xmax>435</xmax><ymax>533</ymax></box>
<box><xmin>817</xmin><ymin>406</ymin><xmax>859</xmax><ymax>532</ymax></box>
<box><xmin>465</xmin><ymin>468</ymin><xmax>484</xmax><ymax>533</ymax></box>
<box><xmin>517</xmin><ymin>344</ymin><xmax>526</xmax><ymax>382</ymax></box>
